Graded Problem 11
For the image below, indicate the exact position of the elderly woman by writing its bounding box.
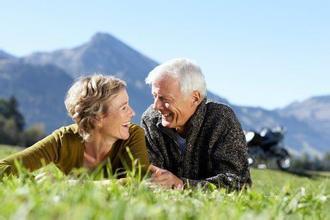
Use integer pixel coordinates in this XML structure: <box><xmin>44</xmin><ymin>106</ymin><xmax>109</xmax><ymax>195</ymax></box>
<box><xmin>0</xmin><ymin>74</ymin><xmax>150</xmax><ymax>179</ymax></box>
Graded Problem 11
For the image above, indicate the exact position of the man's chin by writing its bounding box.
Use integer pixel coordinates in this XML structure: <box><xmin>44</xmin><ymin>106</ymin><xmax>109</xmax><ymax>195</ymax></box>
<box><xmin>161</xmin><ymin>119</ymin><xmax>174</xmax><ymax>128</ymax></box>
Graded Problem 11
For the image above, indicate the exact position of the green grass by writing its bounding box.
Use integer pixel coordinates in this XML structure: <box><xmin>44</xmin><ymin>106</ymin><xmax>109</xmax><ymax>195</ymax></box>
<box><xmin>0</xmin><ymin>144</ymin><xmax>23</xmax><ymax>158</ymax></box>
<box><xmin>0</xmin><ymin>145</ymin><xmax>329</xmax><ymax>219</ymax></box>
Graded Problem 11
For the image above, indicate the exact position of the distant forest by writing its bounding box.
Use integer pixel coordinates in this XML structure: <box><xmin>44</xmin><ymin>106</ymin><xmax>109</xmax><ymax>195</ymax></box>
<box><xmin>0</xmin><ymin>96</ymin><xmax>45</xmax><ymax>147</ymax></box>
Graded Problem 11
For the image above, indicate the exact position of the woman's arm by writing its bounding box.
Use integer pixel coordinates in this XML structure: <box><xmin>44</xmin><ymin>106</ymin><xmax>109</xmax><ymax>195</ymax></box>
<box><xmin>121</xmin><ymin>124</ymin><xmax>150</xmax><ymax>176</ymax></box>
<box><xmin>0</xmin><ymin>130</ymin><xmax>61</xmax><ymax>178</ymax></box>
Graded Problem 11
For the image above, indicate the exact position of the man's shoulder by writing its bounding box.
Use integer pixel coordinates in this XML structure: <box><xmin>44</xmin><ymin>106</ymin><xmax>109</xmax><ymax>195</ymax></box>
<box><xmin>202</xmin><ymin>100</ymin><xmax>242</xmax><ymax>133</ymax></box>
<box><xmin>205</xmin><ymin>100</ymin><xmax>236</xmax><ymax>118</ymax></box>
<box><xmin>141</xmin><ymin>105</ymin><xmax>160</xmax><ymax>124</ymax></box>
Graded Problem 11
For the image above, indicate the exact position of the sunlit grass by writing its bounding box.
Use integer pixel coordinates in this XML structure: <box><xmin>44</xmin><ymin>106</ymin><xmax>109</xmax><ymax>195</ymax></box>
<box><xmin>0</xmin><ymin>144</ymin><xmax>22</xmax><ymax>158</ymax></box>
<box><xmin>0</xmin><ymin>145</ymin><xmax>329</xmax><ymax>219</ymax></box>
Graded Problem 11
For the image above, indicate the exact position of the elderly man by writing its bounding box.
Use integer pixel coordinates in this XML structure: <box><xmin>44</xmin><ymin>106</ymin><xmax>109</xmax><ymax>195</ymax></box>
<box><xmin>141</xmin><ymin>58</ymin><xmax>251</xmax><ymax>190</ymax></box>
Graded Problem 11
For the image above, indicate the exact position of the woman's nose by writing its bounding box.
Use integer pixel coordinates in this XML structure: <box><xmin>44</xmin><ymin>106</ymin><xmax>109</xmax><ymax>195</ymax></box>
<box><xmin>129</xmin><ymin>106</ymin><xmax>135</xmax><ymax>117</ymax></box>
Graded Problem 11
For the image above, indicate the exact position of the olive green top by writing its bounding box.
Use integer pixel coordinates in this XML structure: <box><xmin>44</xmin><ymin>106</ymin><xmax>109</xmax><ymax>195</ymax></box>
<box><xmin>0</xmin><ymin>123</ymin><xmax>150</xmax><ymax>178</ymax></box>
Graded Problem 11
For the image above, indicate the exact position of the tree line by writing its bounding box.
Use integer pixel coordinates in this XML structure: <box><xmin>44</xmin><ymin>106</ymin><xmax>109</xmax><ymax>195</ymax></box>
<box><xmin>0</xmin><ymin>96</ymin><xmax>45</xmax><ymax>147</ymax></box>
<box><xmin>291</xmin><ymin>153</ymin><xmax>330</xmax><ymax>171</ymax></box>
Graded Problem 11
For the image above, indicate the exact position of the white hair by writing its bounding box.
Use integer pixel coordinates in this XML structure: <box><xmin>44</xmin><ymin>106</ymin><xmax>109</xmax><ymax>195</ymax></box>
<box><xmin>145</xmin><ymin>58</ymin><xmax>207</xmax><ymax>98</ymax></box>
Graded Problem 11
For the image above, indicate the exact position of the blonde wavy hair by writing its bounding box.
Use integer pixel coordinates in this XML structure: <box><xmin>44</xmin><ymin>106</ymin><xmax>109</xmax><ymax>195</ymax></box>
<box><xmin>65</xmin><ymin>74</ymin><xmax>126</xmax><ymax>141</ymax></box>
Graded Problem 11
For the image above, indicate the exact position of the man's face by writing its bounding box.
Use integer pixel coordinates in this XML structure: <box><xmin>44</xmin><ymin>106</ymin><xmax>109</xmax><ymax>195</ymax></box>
<box><xmin>151</xmin><ymin>75</ymin><xmax>200</xmax><ymax>134</ymax></box>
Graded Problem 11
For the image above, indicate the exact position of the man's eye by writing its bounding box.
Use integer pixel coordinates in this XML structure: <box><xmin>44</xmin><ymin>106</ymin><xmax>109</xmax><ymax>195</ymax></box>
<box><xmin>159</xmin><ymin>97</ymin><xmax>167</xmax><ymax>102</ymax></box>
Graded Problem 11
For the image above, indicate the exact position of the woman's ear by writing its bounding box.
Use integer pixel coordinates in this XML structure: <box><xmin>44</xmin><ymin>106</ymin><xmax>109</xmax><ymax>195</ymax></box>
<box><xmin>93</xmin><ymin>116</ymin><xmax>103</xmax><ymax>128</ymax></box>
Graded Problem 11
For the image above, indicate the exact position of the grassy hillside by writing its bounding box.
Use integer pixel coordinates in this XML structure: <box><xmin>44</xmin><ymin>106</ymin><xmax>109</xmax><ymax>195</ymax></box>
<box><xmin>0</xmin><ymin>145</ymin><xmax>329</xmax><ymax>219</ymax></box>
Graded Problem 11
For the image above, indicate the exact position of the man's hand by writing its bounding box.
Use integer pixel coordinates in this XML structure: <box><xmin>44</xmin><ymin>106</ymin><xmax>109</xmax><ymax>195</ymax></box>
<box><xmin>149</xmin><ymin>164</ymin><xmax>184</xmax><ymax>189</ymax></box>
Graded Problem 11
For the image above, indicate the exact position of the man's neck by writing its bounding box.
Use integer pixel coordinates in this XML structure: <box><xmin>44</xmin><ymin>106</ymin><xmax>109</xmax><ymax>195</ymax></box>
<box><xmin>175</xmin><ymin>126</ymin><xmax>187</xmax><ymax>137</ymax></box>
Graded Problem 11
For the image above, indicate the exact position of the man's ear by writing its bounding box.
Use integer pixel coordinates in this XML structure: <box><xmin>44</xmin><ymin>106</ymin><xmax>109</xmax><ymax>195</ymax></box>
<box><xmin>192</xmin><ymin>90</ymin><xmax>202</xmax><ymax>105</ymax></box>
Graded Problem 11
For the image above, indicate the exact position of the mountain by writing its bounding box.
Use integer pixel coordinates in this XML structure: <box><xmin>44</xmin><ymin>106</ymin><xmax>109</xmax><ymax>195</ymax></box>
<box><xmin>23</xmin><ymin>33</ymin><xmax>235</xmax><ymax>131</ymax></box>
<box><xmin>0</xmin><ymin>32</ymin><xmax>329</xmax><ymax>156</ymax></box>
<box><xmin>0</xmin><ymin>59</ymin><xmax>73</xmax><ymax>132</ymax></box>
<box><xmin>275</xmin><ymin>96</ymin><xmax>330</xmax><ymax>155</ymax></box>
<box><xmin>277</xmin><ymin>95</ymin><xmax>330</xmax><ymax>134</ymax></box>
<box><xmin>24</xmin><ymin>33</ymin><xmax>157</xmax><ymax>78</ymax></box>
<box><xmin>232</xmin><ymin>104</ymin><xmax>328</xmax><ymax>157</ymax></box>
<box><xmin>23</xmin><ymin>32</ymin><xmax>158</xmax><ymax>122</ymax></box>
<box><xmin>0</xmin><ymin>50</ymin><xmax>15</xmax><ymax>60</ymax></box>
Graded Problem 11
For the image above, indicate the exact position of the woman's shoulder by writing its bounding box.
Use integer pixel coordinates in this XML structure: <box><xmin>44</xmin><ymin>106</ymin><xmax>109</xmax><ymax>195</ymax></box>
<box><xmin>127</xmin><ymin>124</ymin><xmax>144</xmax><ymax>141</ymax></box>
<box><xmin>128</xmin><ymin>123</ymin><xmax>144</xmax><ymax>133</ymax></box>
<box><xmin>49</xmin><ymin>124</ymin><xmax>81</xmax><ymax>143</ymax></box>
<box><xmin>52</xmin><ymin>124</ymin><xmax>79</xmax><ymax>135</ymax></box>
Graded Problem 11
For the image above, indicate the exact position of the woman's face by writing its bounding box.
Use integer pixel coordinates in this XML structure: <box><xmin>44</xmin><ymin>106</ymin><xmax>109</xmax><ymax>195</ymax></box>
<box><xmin>98</xmin><ymin>88</ymin><xmax>135</xmax><ymax>141</ymax></box>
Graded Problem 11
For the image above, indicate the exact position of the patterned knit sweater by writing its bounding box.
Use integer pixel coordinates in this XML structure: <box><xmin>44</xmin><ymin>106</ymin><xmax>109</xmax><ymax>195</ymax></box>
<box><xmin>141</xmin><ymin>99</ymin><xmax>251</xmax><ymax>190</ymax></box>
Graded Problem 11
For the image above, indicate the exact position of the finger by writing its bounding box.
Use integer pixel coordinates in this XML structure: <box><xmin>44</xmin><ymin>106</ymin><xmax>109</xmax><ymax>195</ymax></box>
<box><xmin>151</xmin><ymin>172</ymin><xmax>171</xmax><ymax>182</ymax></box>
<box><xmin>148</xmin><ymin>164</ymin><xmax>158</xmax><ymax>173</ymax></box>
<box><xmin>154</xmin><ymin>179</ymin><xmax>173</xmax><ymax>188</ymax></box>
<box><xmin>149</xmin><ymin>164</ymin><xmax>163</xmax><ymax>176</ymax></box>
<box><xmin>151</xmin><ymin>175</ymin><xmax>174</xmax><ymax>186</ymax></box>
<box><xmin>149</xmin><ymin>164</ymin><xmax>167</xmax><ymax>177</ymax></box>
<box><xmin>156</xmin><ymin>179</ymin><xmax>183</xmax><ymax>190</ymax></box>
<box><xmin>151</xmin><ymin>169</ymin><xmax>173</xmax><ymax>179</ymax></box>
<box><xmin>153</xmin><ymin>173</ymin><xmax>183</xmax><ymax>190</ymax></box>
<box><xmin>175</xmin><ymin>183</ymin><xmax>184</xmax><ymax>190</ymax></box>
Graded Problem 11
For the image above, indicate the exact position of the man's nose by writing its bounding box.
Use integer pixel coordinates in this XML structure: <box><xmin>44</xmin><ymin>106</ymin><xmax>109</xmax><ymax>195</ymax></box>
<box><xmin>153</xmin><ymin>97</ymin><xmax>163</xmax><ymax>110</ymax></box>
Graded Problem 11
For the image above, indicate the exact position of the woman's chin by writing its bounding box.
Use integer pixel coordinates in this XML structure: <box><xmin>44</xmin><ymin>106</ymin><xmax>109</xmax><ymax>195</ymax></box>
<box><xmin>120</xmin><ymin>132</ymin><xmax>130</xmax><ymax>140</ymax></box>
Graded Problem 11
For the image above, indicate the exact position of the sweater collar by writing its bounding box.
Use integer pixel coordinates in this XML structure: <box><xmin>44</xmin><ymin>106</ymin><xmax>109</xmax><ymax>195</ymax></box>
<box><xmin>183</xmin><ymin>98</ymin><xmax>207</xmax><ymax>139</ymax></box>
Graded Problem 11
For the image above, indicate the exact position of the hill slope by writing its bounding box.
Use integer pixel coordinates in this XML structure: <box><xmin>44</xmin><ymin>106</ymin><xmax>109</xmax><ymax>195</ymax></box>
<box><xmin>0</xmin><ymin>59</ymin><xmax>73</xmax><ymax>131</ymax></box>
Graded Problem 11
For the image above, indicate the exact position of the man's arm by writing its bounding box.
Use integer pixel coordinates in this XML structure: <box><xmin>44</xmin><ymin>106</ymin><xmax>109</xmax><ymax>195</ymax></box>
<box><xmin>150</xmin><ymin>107</ymin><xmax>251</xmax><ymax>191</ymax></box>
<box><xmin>141</xmin><ymin>117</ymin><xmax>165</xmax><ymax>168</ymax></box>
<box><xmin>183</xmin><ymin>107</ymin><xmax>251</xmax><ymax>190</ymax></box>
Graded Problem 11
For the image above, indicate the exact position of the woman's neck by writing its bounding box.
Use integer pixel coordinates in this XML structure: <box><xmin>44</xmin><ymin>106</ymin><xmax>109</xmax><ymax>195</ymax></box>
<box><xmin>83</xmin><ymin>132</ymin><xmax>116</xmax><ymax>168</ymax></box>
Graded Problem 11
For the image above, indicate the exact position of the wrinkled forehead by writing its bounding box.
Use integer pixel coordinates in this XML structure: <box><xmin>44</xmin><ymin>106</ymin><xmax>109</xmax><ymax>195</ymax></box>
<box><xmin>152</xmin><ymin>75</ymin><xmax>181</xmax><ymax>93</ymax></box>
<box><xmin>152</xmin><ymin>78</ymin><xmax>192</xmax><ymax>102</ymax></box>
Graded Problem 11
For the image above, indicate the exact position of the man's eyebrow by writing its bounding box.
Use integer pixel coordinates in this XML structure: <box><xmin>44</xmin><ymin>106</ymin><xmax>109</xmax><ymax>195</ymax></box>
<box><xmin>152</xmin><ymin>92</ymin><xmax>174</xmax><ymax>100</ymax></box>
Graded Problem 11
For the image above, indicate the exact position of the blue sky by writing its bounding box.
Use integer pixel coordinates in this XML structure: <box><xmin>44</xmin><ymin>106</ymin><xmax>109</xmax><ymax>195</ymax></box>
<box><xmin>1</xmin><ymin>0</ymin><xmax>329</xmax><ymax>109</ymax></box>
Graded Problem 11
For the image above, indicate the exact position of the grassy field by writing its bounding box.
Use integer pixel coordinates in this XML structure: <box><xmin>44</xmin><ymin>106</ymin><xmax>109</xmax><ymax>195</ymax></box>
<box><xmin>0</xmin><ymin>145</ymin><xmax>329</xmax><ymax>219</ymax></box>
